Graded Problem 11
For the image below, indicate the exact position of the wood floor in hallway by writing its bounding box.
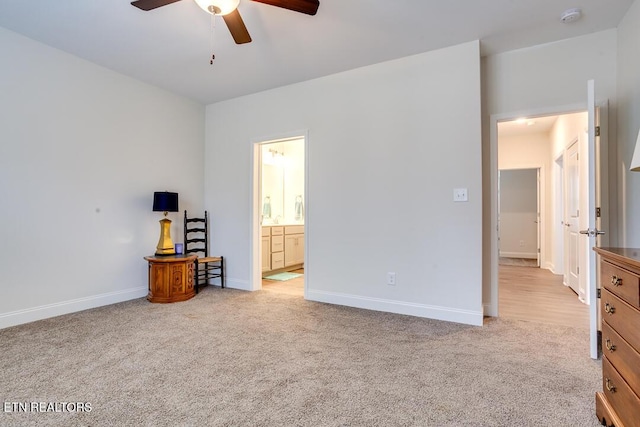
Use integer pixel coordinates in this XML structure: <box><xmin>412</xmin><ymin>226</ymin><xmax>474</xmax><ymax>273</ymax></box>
<box><xmin>499</xmin><ymin>264</ymin><xmax>590</xmax><ymax>328</ymax></box>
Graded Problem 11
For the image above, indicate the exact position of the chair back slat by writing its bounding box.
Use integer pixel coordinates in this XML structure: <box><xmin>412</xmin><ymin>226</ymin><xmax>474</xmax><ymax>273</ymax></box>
<box><xmin>184</xmin><ymin>210</ymin><xmax>224</xmax><ymax>291</ymax></box>
<box><xmin>184</xmin><ymin>210</ymin><xmax>209</xmax><ymax>257</ymax></box>
<box><xmin>186</xmin><ymin>238</ymin><xmax>206</xmax><ymax>244</ymax></box>
<box><xmin>185</xmin><ymin>217</ymin><xmax>205</xmax><ymax>223</ymax></box>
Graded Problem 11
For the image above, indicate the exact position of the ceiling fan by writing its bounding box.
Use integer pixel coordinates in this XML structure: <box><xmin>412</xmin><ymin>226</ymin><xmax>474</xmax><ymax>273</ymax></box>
<box><xmin>130</xmin><ymin>0</ymin><xmax>320</xmax><ymax>45</ymax></box>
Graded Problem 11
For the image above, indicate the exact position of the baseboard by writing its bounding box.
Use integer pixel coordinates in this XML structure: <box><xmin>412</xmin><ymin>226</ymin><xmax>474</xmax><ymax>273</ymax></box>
<box><xmin>545</xmin><ymin>263</ymin><xmax>563</xmax><ymax>276</ymax></box>
<box><xmin>306</xmin><ymin>290</ymin><xmax>483</xmax><ymax>326</ymax></box>
<box><xmin>499</xmin><ymin>251</ymin><xmax>537</xmax><ymax>259</ymax></box>
<box><xmin>483</xmin><ymin>303</ymin><xmax>497</xmax><ymax>318</ymax></box>
<box><xmin>0</xmin><ymin>287</ymin><xmax>147</xmax><ymax>330</ymax></box>
<box><xmin>223</xmin><ymin>277</ymin><xmax>252</xmax><ymax>291</ymax></box>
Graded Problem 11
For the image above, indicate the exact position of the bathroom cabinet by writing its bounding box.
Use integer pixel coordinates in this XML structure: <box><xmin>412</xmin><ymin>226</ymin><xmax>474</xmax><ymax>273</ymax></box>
<box><xmin>284</xmin><ymin>226</ymin><xmax>304</xmax><ymax>267</ymax></box>
<box><xmin>262</xmin><ymin>225</ymin><xmax>304</xmax><ymax>274</ymax></box>
<box><xmin>270</xmin><ymin>226</ymin><xmax>285</xmax><ymax>270</ymax></box>
<box><xmin>261</xmin><ymin>227</ymin><xmax>271</xmax><ymax>272</ymax></box>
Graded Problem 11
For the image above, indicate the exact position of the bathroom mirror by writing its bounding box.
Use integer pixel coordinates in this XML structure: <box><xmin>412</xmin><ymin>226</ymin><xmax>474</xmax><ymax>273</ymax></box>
<box><xmin>261</xmin><ymin>138</ymin><xmax>304</xmax><ymax>225</ymax></box>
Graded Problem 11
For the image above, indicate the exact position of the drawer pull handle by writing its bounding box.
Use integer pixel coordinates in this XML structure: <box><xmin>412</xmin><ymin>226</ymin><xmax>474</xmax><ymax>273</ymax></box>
<box><xmin>605</xmin><ymin>378</ymin><xmax>616</xmax><ymax>393</ymax></box>
<box><xmin>605</xmin><ymin>339</ymin><xmax>616</xmax><ymax>352</ymax></box>
<box><xmin>610</xmin><ymin>275</ymin><xmax>622</xmax><ymax>286</ymax></box>
<box><xmin>604</xmin><ymin>303</ymin><xmax>616</xmax><ymax>315</ymax></box>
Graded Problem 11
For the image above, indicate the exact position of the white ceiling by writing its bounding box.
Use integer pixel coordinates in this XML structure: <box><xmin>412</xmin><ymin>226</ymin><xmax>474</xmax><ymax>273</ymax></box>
<box><xmin>0</xmin><ymin>0</ymin><xmax>633</xmax><ymax>105</ymax></box>
<box><xmin>498</xmin><ymin>116</ymin><xmax>560</xmax><ymax>138</ymax></box>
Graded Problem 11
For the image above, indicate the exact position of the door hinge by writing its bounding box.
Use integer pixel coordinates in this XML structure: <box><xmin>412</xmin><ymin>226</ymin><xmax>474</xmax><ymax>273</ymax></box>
<box><xmin>597</xmin><ymin>288</ymin><xmax>601</xmax><ymax>298</ymax></box>
<box><xmin>596</xmin><ymin>207</ymin><xmax>601</xmax><ymax>218</ymax></box>
<box><xmin>577</xmin><ymin>266</ymin><xmax>579</xmax><ymax>275</ymax></box>
<box><xmin>595</xmin><ymin>126</ymin><xmax>601</xmax><ymax>137</ymax></box>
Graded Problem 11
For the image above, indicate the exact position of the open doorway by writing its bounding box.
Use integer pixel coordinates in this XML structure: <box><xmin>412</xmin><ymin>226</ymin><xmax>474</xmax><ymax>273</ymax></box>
<box><xmin>254</xmin><ymin>136</ymin><xmax>306</xmax><ymax>297</ymax></box>
<box><xmin>498</xmin><ymin>168</ymin><xmax>540</xmax><ymax>268</ymax></box>
<box><xmin>492</xmin><ymin>83</ymin><xmax>608</xmax><ymax>359</ymax></box>
<box><xmin>496</xmin><ymin>113</ymin><xmax>590</xmax><ymax>327</ymax></box>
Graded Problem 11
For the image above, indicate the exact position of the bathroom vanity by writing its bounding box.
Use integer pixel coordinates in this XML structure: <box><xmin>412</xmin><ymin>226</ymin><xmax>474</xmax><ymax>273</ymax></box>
<box><xmin>262</xmin><ymin>225</ymin><xmax>304</xmax><ymax>274</ymax></box>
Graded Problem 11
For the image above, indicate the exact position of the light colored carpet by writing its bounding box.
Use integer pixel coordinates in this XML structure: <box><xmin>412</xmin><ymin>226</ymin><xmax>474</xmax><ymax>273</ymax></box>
<box><xmin>0</xmin><ymin>287</ymin><xmax>602</xmax><ymax>426</ymax></box>
<box><xmin>263</xmin><ymin>272</ymin><xmax>303</xmax><ymax>281</ymax></box>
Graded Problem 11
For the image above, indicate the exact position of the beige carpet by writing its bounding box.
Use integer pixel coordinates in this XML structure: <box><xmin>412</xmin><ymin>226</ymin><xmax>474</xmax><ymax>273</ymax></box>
<box><xmin>0</xmin><ymin>287</ymin><xmax>602</xmax><ymax>426</ymax></box>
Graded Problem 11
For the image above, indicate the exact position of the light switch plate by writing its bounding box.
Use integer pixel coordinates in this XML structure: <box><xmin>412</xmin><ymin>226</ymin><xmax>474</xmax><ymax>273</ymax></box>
<box><xmin>453</xmin><ymin>188</ymin><xmax>468</xmax><ymax>202</ymax></box>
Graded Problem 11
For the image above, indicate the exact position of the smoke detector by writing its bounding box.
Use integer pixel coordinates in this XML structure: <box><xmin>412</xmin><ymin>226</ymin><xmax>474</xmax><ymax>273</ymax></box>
<box><xmin>560</xmin><ymin>8</ymin><xmax>582</xmax><ymax>23</ymax></box>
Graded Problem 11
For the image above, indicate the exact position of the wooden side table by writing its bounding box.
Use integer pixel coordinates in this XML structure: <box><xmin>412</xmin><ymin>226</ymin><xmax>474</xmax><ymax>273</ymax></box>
<box><xmin>144</xmin><ymin>254</ymin><xmax>197</xmax><ymax>303</ymax></box>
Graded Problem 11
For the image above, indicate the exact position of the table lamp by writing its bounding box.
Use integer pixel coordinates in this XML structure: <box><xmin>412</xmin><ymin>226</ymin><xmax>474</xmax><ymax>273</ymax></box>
<box><xmin>153</xmin><ymin>191</ymin><xmax>179</xmax><ymax>255</ymax></box>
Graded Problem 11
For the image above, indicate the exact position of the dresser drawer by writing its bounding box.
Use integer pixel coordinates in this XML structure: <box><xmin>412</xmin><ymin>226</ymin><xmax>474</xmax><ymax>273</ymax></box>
<box><xmin>602</xmin><ymin>321</ymin><xmax>640</xmax><ymax>397</ymax></box>
<box><xmin>602</xmin><ymin>260</ymin><xmax>640</xmax><ymax>307</ymax></box>
<box><xmin>602</xmin><ymin>357</ymin><xmax>640</xmax><ymax>427</ymax></box>
<box><xmin>601</xmin><ymin>288</ymin><xmax>640</xmax><ymax>354</ymax></box>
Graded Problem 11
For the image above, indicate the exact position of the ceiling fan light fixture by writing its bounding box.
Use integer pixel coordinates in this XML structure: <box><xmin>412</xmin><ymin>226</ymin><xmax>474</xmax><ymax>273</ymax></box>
<box><xmin>194</xmin><ymin>0</ymin><xmax>239</xmax><ymax>15</ymax></box>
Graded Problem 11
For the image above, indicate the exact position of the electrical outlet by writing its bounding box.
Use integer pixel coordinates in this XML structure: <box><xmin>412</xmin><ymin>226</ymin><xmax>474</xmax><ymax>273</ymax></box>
<box><xmin>387</xmin><ymin>272</ymin><xmax>396</xmax><ymax>286</ymax></box>
<box><xmin>453</xmin><ymin>188</ymin><xmax>468</xmax><ymax>202</ymax></box>
<box><xmin>519</xmin><ymin>240</ymin><xmax>525</xmax><ymax>247</ymax></box>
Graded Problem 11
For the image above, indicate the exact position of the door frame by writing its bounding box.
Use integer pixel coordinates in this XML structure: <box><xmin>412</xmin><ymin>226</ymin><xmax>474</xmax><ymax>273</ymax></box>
<box><xmin>250</xmin><ymin>130</ymin><xmax>309</xmax><ymax>294</ymax></box>
<box><xmin>489</xmin><ymin>103</ymin><xmax>585</xmax><ymax>317</ymax></box>
<box><xmin>489</xmin><ymin>98</ymin><xmax>609</xmax><ymax>359</ymax></box>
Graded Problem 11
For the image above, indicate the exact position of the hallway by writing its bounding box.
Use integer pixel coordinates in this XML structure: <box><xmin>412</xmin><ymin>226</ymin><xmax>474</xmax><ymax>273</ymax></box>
<box><xmin>499</xmin><ymin>264</ymin><xmax>589</xmax><ymax>327</ymax></box>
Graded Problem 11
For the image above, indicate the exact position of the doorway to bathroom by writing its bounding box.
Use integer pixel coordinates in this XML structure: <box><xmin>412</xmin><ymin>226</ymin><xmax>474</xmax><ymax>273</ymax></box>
<box><xmin>253</xmin><ymin>135</ymin><xmax>306</xmax><ymax>296</ymax></box>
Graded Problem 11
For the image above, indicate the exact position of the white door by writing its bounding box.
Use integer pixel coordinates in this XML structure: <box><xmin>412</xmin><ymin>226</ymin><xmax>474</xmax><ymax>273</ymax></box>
<box><xmin>565</xmin><ymin>141</ymin><xmax>580</xmax><ymax>296</ymax></box>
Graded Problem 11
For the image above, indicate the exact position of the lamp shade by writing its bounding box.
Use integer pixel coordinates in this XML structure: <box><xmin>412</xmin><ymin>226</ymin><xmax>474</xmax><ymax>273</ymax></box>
<box><xmin>630</xmin><ymin>129</ymin><xmax>640</xmax><ymax>172</ymax></box>
<box><xmin>152</xmin><ymin>192</ymin><xmax>179</xmax><ymax>212</ymax></box>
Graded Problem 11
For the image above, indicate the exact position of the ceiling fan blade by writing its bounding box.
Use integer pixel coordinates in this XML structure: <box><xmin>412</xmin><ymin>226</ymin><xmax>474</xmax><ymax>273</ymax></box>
<box><xmin>251</xmin><ymin>0</ymin><xmax>319</xmax><ymax>15</ymax></box>
<box><xmin>223</xmin><ymin>9</ymin><xmax>252</xmax><ymax>44</ymax></box>
<box><xmin>131</xmin><ymin>0</ymin><xmax>182</xmax><ymax>11</ymax></box>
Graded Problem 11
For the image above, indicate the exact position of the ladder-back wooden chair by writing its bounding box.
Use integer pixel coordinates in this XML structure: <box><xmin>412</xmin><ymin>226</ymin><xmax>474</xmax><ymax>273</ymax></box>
<box><xmin>184</xmin><ymin>210</ymin><xmax>224</xmax><ymax>292</ymax></box>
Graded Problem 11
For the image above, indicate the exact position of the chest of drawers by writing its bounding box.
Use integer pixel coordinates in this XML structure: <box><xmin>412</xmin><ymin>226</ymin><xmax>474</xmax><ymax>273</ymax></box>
<box><xmin>594</xmin><ymin>247</ymin><xmax>640</xmax><ymax>427</ymax></box>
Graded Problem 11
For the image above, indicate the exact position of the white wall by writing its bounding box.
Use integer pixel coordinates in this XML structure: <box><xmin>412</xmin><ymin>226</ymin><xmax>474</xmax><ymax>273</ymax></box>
<box><xmin>0</xmin><ymin>27</ymin><xmax>205</xmax><ymax>328</ymax></box>
<box><xmin>205</xmin><ymin>41</ymin><xmax>484</xmax><ymax>325</ymax></box>
<box><xmin>550</xmin><ymin>113</ymin><xmax>588</xmax><ymax>160</ymax></box>
<box><xmin>617</xmin><ymin>0</ymin><xmax>640</xmax><ymax>246</ymax></box>
<box><xmin>482</xmin><ymin>29</ymin><xmax>618</xmax><ymax>315</ymax></box>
